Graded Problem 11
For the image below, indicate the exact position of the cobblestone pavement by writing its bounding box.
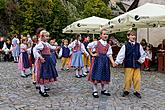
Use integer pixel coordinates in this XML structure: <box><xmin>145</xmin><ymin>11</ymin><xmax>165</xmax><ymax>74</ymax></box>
<box><xmin>0</xmin><ymin>60</ymin><xmax>165</xmax><ymax>110</ymax></box>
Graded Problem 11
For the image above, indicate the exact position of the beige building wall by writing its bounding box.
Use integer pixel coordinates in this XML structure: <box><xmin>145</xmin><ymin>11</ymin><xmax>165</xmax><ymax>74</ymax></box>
<box><xmin>137</xmin><ymin>0</ymin><xmax>165</xmax><ymax>47</ymax></box>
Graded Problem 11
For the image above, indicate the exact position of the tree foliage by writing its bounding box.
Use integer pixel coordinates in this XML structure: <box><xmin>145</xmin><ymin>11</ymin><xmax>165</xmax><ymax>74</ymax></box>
<box><xmin>0</xmin><ymin>0</ymin><xmax>127</xmax><ymax>42</ymax></box>
<box><xmin>83</xmin><ymin>0</ymin><xmax>112</xmax><ymax>19</ymax></box>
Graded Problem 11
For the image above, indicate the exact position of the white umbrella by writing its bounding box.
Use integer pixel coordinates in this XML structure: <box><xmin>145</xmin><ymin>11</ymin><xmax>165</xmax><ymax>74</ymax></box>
<box><xmin>103</xmin><ymin>3</ymin><xmax>165</xmax><ymax>41</ymax></box>
<box><xmin>62</xmin><ymin>16</ymin><xmax>110</xmax><ymax>34</ymax></box>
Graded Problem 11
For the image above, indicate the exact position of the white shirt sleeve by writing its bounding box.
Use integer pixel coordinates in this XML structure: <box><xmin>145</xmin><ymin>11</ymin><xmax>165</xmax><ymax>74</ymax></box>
<box><xmin>2</xmin><ymin>43</ymin><xmax>7</xmax><ymax>51</ymax></box>
<box><xmin>115</xmin><ymin>45</ymin><xmax>126</xmax><ymax>65</ymax></box>
<box><xmin>149</xmin><ymin>52</ymin><xmax>152</xmax><ymax>60</ymax></box>
<box><xmin>47</xmin><ymin>43</ymin><xmax>56</xmax><ymax>50</ymax></box>
<box><xmin>107</xmin><ymin>46</ymin><xmax>113</xmax><ymax>57</ymax></box>
<box><xmin>33</xmin><ymin>42</ymin><xmax>44</xmax><ymax>58</ymax></box>
<box><xmin>138</xmin><ymin>45</ymin><xmax>146</xmax><ymax>64</ymax></box>
<box><xmin>68</xmin><ymin>41</ymin><xmax>75</xmax><ymax>49</ymax></box>
<box><xmin>69</xmin><ymin>49</ymin><xmax>72</xmax><ymax>55</ymax></box>
<box><xmin>81</xmin><ymin>43</ymin><xmax>89</xmax><ymax>56</ymax></box>
<box><xmin>17</xmin><ymin>38</ymin><xmax>20</xmax><ymax>44</ymax></box>
<box><xmin>27</xmin><ymin>47</ymin><xmax>32</xmax><ymax>54</ymax></box>
<box><xmin>58</xmin><ymin>48</ymin><xmax>63</xmax><ymax>58</ymax></box>
<box><xmin>87</xmin><ymin>41</ymin><xmax>97</xmax><ymax>49</ymax></box>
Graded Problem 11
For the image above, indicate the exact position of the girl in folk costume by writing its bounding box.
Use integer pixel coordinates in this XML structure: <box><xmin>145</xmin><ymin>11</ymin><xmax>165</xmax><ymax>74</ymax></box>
<box><xmin>33</xmin><ymin>29</ymin><xmax>58</xmax><ymax>97</ymax></box>
<box><xmin>68</xmin><ymin>34</ymin><xmax>89</xmax><ymax>78</ymax></box>
<box><xmin>59</xmin><ymin>39</ymin><xmax>71</xmax><ymax>70</ymax></box>
<box><xmin>2</xmin><ymin>38</ymin><xmax>13</xmax><ymax>61</ymax></box>
<box><xmin>144</xmin><ymin>44</ymin><xmax>152</xmax><ymax>71</ymax></box>
<box><xmin>87</xmin><ymin>29</ymin><xmax>115</xmax><ymax>98</ymax></box>
<box><xmin>18</xmin><ymin>37</ymin><xmax>30</xmax><ymax>77</ymax></box>
<box><xmin>12</xmin><ymin>34</ymin><xmax>20</xmax><ymax>63</ymax></box>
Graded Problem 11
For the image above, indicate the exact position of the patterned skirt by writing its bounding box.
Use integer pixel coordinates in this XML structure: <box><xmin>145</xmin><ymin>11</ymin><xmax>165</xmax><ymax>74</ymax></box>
<box><xmin>89</xmin><ymin>53</ymin><xmax>110</xmax><ymax>84</ymax></box>
<box><xmin>35</xmin><ymin>55</ymin><xmax>58</xmax><ymax>84</ymax></box>
<box><xmin>71</xmin><ymin>51</ymin><xmax>84</xmax><ymax>68</ymax></box>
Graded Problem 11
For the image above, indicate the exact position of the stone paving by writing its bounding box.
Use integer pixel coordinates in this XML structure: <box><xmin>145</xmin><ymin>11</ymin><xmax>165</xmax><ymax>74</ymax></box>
<box><xmin>0</xmin><ymin>60</ymin><xmax>165</xmax><ymax>110</ymax></box>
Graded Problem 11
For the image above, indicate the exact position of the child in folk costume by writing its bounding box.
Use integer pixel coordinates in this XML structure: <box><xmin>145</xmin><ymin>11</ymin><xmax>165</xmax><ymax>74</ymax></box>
<box><xmin>82</xmin><ymin>36</ymin><xmax>90</xmax><ymax>75</ymax></box>
<box><xmin>29</xmin><ymin>35</ymin><xmax>38</xmax><ymax>84</ymax></box>
<box><xmin>144</xmin><ymin>44</ymin><xmax>152</xmax><ymax>71</ymax></box>
<box><xmin>114</xmin><ymin>30</ymin><xmax>146</xmax><ymax>98</ymax></box>
<box><xmin>87</xmin><ymin>29</ymin><xmax>115</xmax><ymax>98</ymax></box>
<box><xmin>33</xmin><ymin>29</ymin><xmax>58</xmax><ymax>97</ymax></box>
<box><xmin>59</xmin><ymin>39</ymin><xmax>71</xmax><ymax>70</ymax></box>
<box><xmin>68</xmin><ymin>34</ymin><xmax>89</xmax><ymax>78</ymax></box>
<box><xmin>12</xmin><ymin>34</ymin><xmax>20</xmax><ymax>63</ymax></box>
<box><xmin>2</xmin><ymin>38</ymin><xmax>13</xmax><ymax>61</ymax></box>
<box><xmin>49</xmin><ymin>39</ymin><xmax>59</xmax><ymax>66</ymax></box>
<box><xmin>18</xmin><ymin>37</ymin><xmax>30</xmax><ymax>77</ymax></box>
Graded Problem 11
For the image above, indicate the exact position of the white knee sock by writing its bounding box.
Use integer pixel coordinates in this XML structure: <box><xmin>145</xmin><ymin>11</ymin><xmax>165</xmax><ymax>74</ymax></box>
<box><xmin>40</xmin><ymin>85</ymin><xmax>45</xmax><ymax>92</ymax></box>
<box><xmin>21</xmin><ymin>71</ymin><xmax>25</xmax><ymax>76</ymax></box>
<box><xmin>14</xmin><ymin>57</ymin><xmax>16</xmax><ymax>61</ymax></box>
<box><xmin>101</xmin><ymin>84</ymin><xmax>105</xmax><ymax>91</ymax></box>
<box><xmin>93</xmin><ymin>84</ymin><xmax>98</xmax><ymax>92</ymax></box>
<box><xmin>76</xmin><ymin>69</ymin><xmax>79</xmax><ymax>76</ymax></box>
<box><xmin>102</xmin><ymin>84</ymin><xmax>109</xmax><ymax>93</ymax></box>
<box><xmin>79</xmin><ymin>68</ymin><xmax>83</xmax><ymax>75</ymax></box>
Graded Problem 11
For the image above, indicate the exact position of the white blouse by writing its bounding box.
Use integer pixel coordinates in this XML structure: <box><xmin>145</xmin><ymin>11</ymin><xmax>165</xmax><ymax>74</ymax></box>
<box><xmin>87</xmin><ymin>39</ymin><xmax>113</xmax><ymax>57</ymax></box>
<box><xmin>68</xmin><ymin>40</ymin><xmax>89</xmax><ymax>56</ymax></box>
<box><xmin>33</xmin><ymin>41</ymin><xmax>56</xmax><ymax>58</ymax></box>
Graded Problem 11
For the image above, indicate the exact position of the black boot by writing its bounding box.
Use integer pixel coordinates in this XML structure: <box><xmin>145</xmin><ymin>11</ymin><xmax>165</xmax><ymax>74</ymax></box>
<box><xmin>122</xmin><ymin>91</ymin><xmax>129</xmax><ymax>97</ymax></box>
<box><xmin>133</xmin><ymin>92</ymin><xmax>142</xmax><ymax>99</ymax></box>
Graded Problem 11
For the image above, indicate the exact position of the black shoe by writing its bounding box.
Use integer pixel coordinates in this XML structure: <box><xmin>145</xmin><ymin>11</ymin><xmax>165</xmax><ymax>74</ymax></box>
<box><xmin>75</xmin><ymin>74</ymin><xmax>81</xmax><ymax>78</ymax></box>
<box><xmin>133</xmin><ymin>92</ymin><xmax>142</xmax><ymax>99</ymax></box>
<box><xmin>92</xmin><ymin>91</ymin><xmax>99</xmax><ymax>98</ymax></box>
<box><xmin>39</xmin><ymin>90</ymin><xmax>49</xmax><ymax>97</ymax></box>
<box><xmin>122</xmin><ymin>91</ymin><xmax>129</xmax><ymax>97</ymax></box>
<box><xmin>80</xmin><ymin>74</ymin><xmax>86</xmax><ymax>77</ymax></box>
<box><xmin>101</xmin><ymin>90</ymin><xmax>111</xmax><ymax>96</ymax></box>
<box><xmin>36</xmin><ymin>86</ymin><xmax>50</xmax><ymax>91</ymax></box>
<box><xmin>32</xmin><ymin>82</ymin><xmax>36</xmax><ymax>85</ymax></box>
<box><xmin>44</xmin><ymin>87</ymin><xmax>50</xmax><ymax>91</ymax></box>
<box><xmin>14</xmin><ymin>61</ymin><xmax>18</xmax><ymax>63</ymax></box>
<box><xmin>36</xmin><ymin>86</ymin><xmax>40</xmax><ymax>89</ymax></box>
<box><xmin>20</xmin><ymin>74</ymin><xmax>27</xmax><ymax>78</ymax></box>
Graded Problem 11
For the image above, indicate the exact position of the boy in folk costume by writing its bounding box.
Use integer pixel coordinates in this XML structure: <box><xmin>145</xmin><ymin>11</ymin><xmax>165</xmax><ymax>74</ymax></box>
<box><xmin>87</xmin><ymin>29</ymin><xmax>115</xmax><ymax>98</ymax></box>
<box><xmin>59</xmin><ymin>39</ymin><xmax>71</xmax><ymax>70</ymax></box>
<box><xmin>33</xmin><ymin>29</ymin><xmax>58</xmax><ymax>97</ymax></box>
<box><xmin>50</xmin><ymin>39</ymin><xmax>60</xmax><ymax>66</ymax></box>
<box><xmin>82</xmin><ymin>36</ymin><xmax>90</xmax><ymax>74</ymax></box>
<box><xmin>114</xmin><ymin>30</ymin><xmax>146</xmax><ymax>98</ymax></box>
<box><xmin>68</xmin><ymin>34</ymin><xmax>89</xmax><ymax>78</ymax></box>
<box><xmin>29</xmin><ymin>35</ymin><xmax>38</xmax><ymax>84</ymax></box>
<box><xmin>18</xmin><ymin>37</ymin><xmax>30</xmax><ymax>77</ymax></box>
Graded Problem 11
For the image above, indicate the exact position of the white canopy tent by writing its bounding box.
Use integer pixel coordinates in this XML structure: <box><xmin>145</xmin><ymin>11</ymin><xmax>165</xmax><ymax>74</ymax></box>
<box><xmin>62</xmin><ymin>16</ymin><xmax>110</xmax><ymax>34</ymax></box>
<box><xmin>103</xmin><ymin>3</ymin><xmax>165</xmax><ymax>41</ymax></box>
<box><xmin>106</xmin><ymin>3</ymin><xmax>165</xmax><ymax>28</ymax></box>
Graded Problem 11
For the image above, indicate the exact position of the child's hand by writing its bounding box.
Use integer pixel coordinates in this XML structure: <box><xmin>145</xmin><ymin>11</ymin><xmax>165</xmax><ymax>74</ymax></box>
<box><xmin>112</xmin><ymin>63</ymin><xmax>118</xmax><ymax>67</ymax></box>
<box><xmin>40</xmin><ymin>57</ymin><xmax>45</xmax><ymax>63</ymax></box>
<box><xmin>92</xmin><ymin>53</ymin><xmax>98</xmax><ymax>57</ymax></box>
